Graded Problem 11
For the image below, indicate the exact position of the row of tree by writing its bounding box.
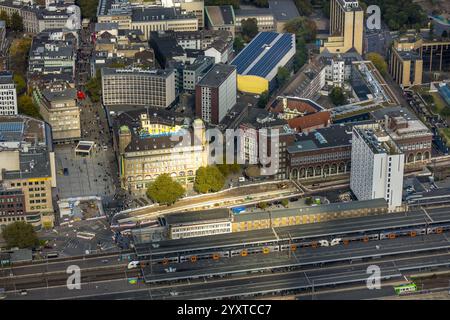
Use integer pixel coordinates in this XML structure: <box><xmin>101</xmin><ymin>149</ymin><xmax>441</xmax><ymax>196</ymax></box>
<box><xmin>146</xmin><ymin>163</ymin><xmax>241</xmax><ymax>205</ymax></box>
<box><xmin>0</xmin><ymin>11</ymin><xmax>24</xmax><ymax>32</ymax></box>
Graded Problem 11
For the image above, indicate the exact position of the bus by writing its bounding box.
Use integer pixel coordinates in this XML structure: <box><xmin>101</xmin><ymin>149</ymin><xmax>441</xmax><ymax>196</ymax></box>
<box><xmin>394</xmin><ymin>283</ymin><xmax>417</xmax><ymax>295</ymax></box>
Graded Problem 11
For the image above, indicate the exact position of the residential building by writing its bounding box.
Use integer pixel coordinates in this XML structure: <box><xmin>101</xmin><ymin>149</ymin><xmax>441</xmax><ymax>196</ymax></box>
<box><xmin>195</xmin><ymin>63</ymin><xmax>237</xmax><ymax>124</ymax></box>
<box><xmin>114</xmin><ymin>109</ymin><xmax>208</xmax><ymax>194</ymax></box>
<box><xmin>282</xmin><ymin>57</ymin><xmax>325</xmax><ymax>100</ymax></box>
<box><xmin>0</xmin><ymin>71</ymin><xmax>17</xmax><ymax>116</ymax></box>
<box><xmin>101</xmin><ymin>67</ymin><xmax>176</xmax><ymax>109</ymax></box>
<box><xmin>28</xmin><ymin>29</ymin><xmax>77</xmax><ymax>79</ymax></box>
<box><xmin>350</xmin><ymin>123</ymin><xmax>405</xmax><ymax>211</ymax></box>
<box><xmin>33</xmin><ymin>83</ymin><xmax>81</xmax><ymax>142</ymax></box>
<box><xmin>321</xmin><ymin>0</ymin><xmax>364</xmax><ymax>55</ymax></box>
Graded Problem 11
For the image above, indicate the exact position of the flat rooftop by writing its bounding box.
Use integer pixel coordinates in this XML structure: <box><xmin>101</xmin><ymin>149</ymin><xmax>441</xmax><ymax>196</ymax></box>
<box><xmin>164</xmin><ymin>208</ymin><xmax>231</xmax><ymax>226</ymax></box>
<box><xmin>197</xmin><ymin>63</ymin><xmax>236</xmax><ymax>88</ymax></box>
<box><xmin>287</xmin><ymin>123</ymin><xmax>353</xmax><ymax>154</ymax></box>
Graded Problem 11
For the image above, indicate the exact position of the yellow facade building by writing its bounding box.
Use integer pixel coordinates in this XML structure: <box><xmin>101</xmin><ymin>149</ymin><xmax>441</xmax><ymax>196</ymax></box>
<box><xmin>321</xmin><ymin>0</ymin><xmax>364</xmax><ymax>55</ymax></box>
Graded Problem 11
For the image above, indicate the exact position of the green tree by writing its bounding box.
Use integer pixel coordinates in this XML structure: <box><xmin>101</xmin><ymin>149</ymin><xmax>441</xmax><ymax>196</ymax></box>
<box><xmin>277</xmin><ymin>66</ymin><xmax>290</xmax><ymax>87</ymax></box>
<box><xmin>233</xmin><ymin>35</ymin><xmax>245</xmax><ymax>53</ymax></box>
<box><xmin>2</xmin><ymin>221</ymin><xmax>39</xmax><ymax>249</ymax></box>
<box><xmin>10</xmin><ymin>12</ymin><xmax>23</xmax><ymax>32</ymax></box>
<box><xmin>293</xmin><ymin>38</ymin><xmax>308</xmax><ymax>73</ymax></box>
<box><xmin>146</xmin><ymin>174</ymin><xmax>185</xmax><ymax>205</ymax></box>
<box><xmin>13</xmin><ymin>74</ymin><xmax>26</xmax><ymax>95</ymax></box>
<box><xmin>366</xmin><ymin>52</ymin><xmax>388</xmax><ymax>76</ymax></box>
<box><xmin>9</xmin><ymin>37</ymin><xmax>32</xmax><ymax>76</ymax></box>
<box><xmin>304</xmin><ymin>197</ymin><xmax>313</xmax><ymax>206</ymax></box>
<box><xmin>257</xmin><ymin>202</ymin><xmax>268</xmax><ymax>210</ymax></box>
<box><xmin>76</xmin><ymin>0</ymin><xmax>100</xmax><ymax>20</ymax></box>
<box><xmin>364</xmin><ymin>0</ymin><xmax>427</xmax><ymax>31</ymax></box>
<box><xmin>194</xmin><ymin>166</ymin><xmax>225</xmax><ymax>193</ymax></box>
<box><xmin>241</xmin><ymin>18</ymin><xmax>258</xmax><ymax>41</ymax></box>
<box><xmin>18</xmin><ymin>95</ymin><xmax>41</xmax><ymax>118</ymax></box>
<box><xmin>284</xmin><ymin>17</ymin><xmax>317</xmax><ymax>43</ymax></box>
<box><xmin>86</xmin><ymin>69</ymin><xmax>102</xmax><ymax>103</ymax></box>
<box><xmin>0</xmin><ymin>10</ymin><xmax>10</xmax><ymax>28</ymax></box>
<box><xmin>257</xmin><ymin>90</ymin><xmax>269</xmax><ymax>108</ymax></box>
<box><xmin>329</xmin><ymin>87</ymin><xmax>347</xmax><ymax>106</ymax></box>
<box><xmin>281</xmin><ymin>199</ymin><xmax>289</xmax><ymax>207</ymax></box>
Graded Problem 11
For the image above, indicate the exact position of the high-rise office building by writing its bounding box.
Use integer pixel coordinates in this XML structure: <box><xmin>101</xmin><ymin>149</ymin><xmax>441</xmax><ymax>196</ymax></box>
<box><xmin>195</xmin><ymin>64</ymin><xmax>236</xmax><ymax>124</ymax></box>
<box><xmin>350</xmin><ymin>123</ymin><xmax>405</xmax><ymax>211</ymax></box>
<box><xmin>321</xmin><ymin>0</ymin><xmax>364</xmax><ymax>55</ymax></box>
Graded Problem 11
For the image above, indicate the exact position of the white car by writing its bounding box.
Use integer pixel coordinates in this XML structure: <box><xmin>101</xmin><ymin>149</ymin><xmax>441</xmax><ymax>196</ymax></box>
<box><xmin>127</xmin><ymin>261</ymin><xmax>140</xmax><ymax>269</ymax></box>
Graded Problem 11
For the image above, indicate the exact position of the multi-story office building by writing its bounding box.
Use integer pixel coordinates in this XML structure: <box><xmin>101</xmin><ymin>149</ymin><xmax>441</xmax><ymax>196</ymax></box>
<box><xmin>183</xmin><ymin>55</ymin><xmax>214</xmax><ymax>91</ymax></box>
<box><xmin>350</xmin><ymin>123</ymin><xmax>405</xmax><ymax>211</ymax></box>
<box><xmin>97</xmin><ymin>0</ymin><xmax>203</xmax><ymax>31</ymax></box>
<box><xmin>161</xmin><ymin>0</ymin><xmax>205</xmax><ymax>29</ymax></box>
<box><xmin>33</xmin><ymin>83</ymin><xmax>81</xmax><ymax>142</ymax></box>
<box><xmin>321</xmin><ymin>0</ymin><xmax>364</xmax><ymax>55</ymax></box>
<box><xmin>114</xmin><ymin>108</ymin><xmax>208</xmax><ymax>194</ymax></box>
<box><xmin>101</xmin><ymin>67</ymin><xmax>176</xmax><ymax>109</ymax></box>
<box><xmin>234</xmin><ymin>8</ymin><xmax>275</xmax><ymax>33</ymax></box>
<box><xmin>204</xmin><ymin>5</ymin><xmax>235</xmax><ymax>37</ymax></box>
<box><xmin>195</xmin><ymin>63</ymin><xmax>236</xmax><ymax>125</ymax></box>
<box><xmin>0</xmin><ymin>71</ymin><xmax>17</xmax><ymax>116</ymax></box>
<box><xmin>287</xmin><ymin>123</ymin><xmax>353</xmax><ymax>180</ymax></box>
<box><xmin>370</xmin><ymin>107</ymin><xmax>433</xmax><ymax>170</ymax></box>
<box><xmin>0</xmin><ymin>115</ymin><xmax>56</xmax><ymax>230</ymax></box>
<box><xmin>0</xmin><ymin>187</ymin><xmax>27</xmax><ymax>230</ymax></box>
<box><xmin>238</xmin><ymin>108</ymin><xmax>296</xmax><ymax>180</ymax></box>
<box><xmin>389</xmin><ymin>33</ymin><xmax>450</xmax><ymax>87</ymax></box>
<box><xmin>131</xmin><ymin>7</ymin><xmax>198</xmax><ymax>39</ymax></box>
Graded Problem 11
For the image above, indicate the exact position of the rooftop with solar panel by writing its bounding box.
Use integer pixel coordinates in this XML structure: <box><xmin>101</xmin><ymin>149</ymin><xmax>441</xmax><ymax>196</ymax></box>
<box><xmin>230</xmin><ymin>31</ymin><xmax>296</xmax><ymax>94</ymax></box>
